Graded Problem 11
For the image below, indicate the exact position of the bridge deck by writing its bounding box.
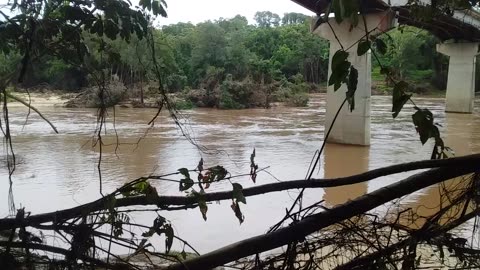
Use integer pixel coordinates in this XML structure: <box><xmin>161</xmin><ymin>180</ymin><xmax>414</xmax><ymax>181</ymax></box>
<box><xmin>292</xmin><ymin>0</ymin><xmax>480</xmax><ymax>41</ymax></box>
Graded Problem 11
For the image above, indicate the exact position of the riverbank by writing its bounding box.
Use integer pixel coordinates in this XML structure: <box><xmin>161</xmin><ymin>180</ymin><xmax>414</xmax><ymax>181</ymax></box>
<box><xmin>6</xmin><ymin>90</ymin><xmax>448</xmax><ymax>109</ymax></box>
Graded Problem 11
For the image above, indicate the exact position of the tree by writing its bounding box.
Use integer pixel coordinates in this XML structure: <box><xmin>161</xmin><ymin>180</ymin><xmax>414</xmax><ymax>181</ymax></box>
<box><xmin>191</xmin><ymin>22</ymin><xmax>227</xmax><ymax>85</ymax></box>
<box><xmin>254</xmin><ymin>11</ymin><xmax>281</xmax><ymax>28</ymax></box>
<box><xmin>281</xmin><ymin>12</ymin><xmax>309</xmax><ymax>25</ymax></box>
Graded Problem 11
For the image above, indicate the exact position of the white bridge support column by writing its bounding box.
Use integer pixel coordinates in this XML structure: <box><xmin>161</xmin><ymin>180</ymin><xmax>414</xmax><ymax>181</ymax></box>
<box><xmin>313</xmin><ymin>11</ymin><xmax>395</xmax><ymax>145</ymax></box>
<box><xmin>437</xmin><ymin>42</ymin><xmax>479</xmax><ymax>113</ymax></box>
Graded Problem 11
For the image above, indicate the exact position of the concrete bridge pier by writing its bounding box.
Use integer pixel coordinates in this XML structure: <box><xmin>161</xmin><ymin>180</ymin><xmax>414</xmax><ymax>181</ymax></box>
<box><xmin>437</xmin><ymin>42</ymin><xmax>479</xmax><ymax>113</ymax></box>
<box><xmin>313</xmin><ymin>11</ymin><xmax>395</xmax><ymax>145</ymax></box>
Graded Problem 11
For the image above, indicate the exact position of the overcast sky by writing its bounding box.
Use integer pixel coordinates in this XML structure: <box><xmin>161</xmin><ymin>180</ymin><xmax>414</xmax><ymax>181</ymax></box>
<box><xmin>0</xmin><ymin>0</ymin><xmax>314</xmax><ymax>25</ymax></box>
<box><xmin>157</xmin><ymin>0</ymin><xmax>313</xmax><ymax>25</ymax></box>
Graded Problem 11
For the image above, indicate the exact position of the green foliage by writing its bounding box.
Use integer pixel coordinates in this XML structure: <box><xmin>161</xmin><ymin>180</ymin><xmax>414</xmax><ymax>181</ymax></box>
<box><xmin>286</xmin><ymin>92</ymin><xmax>309</xmax><ymax>107</ymax></box>
<box><xmin>329</xmin><ymin>50</ymin><xmax>351</xmax><ymax>91</ymax></box>
<box><xmin>0</xmin><ymin>9</ymin><xmax>330</xmax><ymax>108</ymax></box>
<box><xmin>254</xmin><ymin>11</ymin><xmax>281</xmax><ymax>28</ymax></box>
<box><xmin>232</xmin><ymin>183</ymin><xmax>246</xmax><ymax>204</ymax></box>
<box><xmin>218</xmin><ymin>77</ymin><xmax>253</xmax><ymax>109</ymax></box>
<box><xmin>141</xmin><ymin>215</ymin><xmax>174</xmax><ymax>253</ymax></box>
<box><xmin>275</xmin><ymin>74</ymin><xmax>310</xmax><ymax>107</ymax></box>
<box><xmin>174</xmin><ymin>98</ymin><xmax>194</xmax><ymax>110</ymax></box>
<box><xmin>392</xmin><ymin>81</ymin><xmax>411</xmax><ymax>118</ymax></box>
<box><xmin>178</xmin><ymin>168</ymin><xmax>194</xmax><ymax>191</ymax></box>
<box><xmin>357</xmin><ymin>40</ymin><xmax>371</xmax><ymax>56</ymax></box>
<box><xmin>166</xmin><ymin>74</ymin><xmax>188</xmax><ymax>92</ymax></box>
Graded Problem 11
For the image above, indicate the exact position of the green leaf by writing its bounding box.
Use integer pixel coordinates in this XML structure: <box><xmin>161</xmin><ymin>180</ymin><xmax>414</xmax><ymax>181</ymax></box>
<box><xmin>331</xmin><ymin>50</ymin><xmax>349</xmax><ymax>70</ymax></box>
<box><xmin>329</xmin><ymin>60</ymin><xmax>351</xmax><ymax>91</ymax></box>
<box><xmin>332</xmin><ymin>0</ymin><xmax>343</xmax><ymax>23</ymax></box>
<box><xmin>197</xmin><ymin>158</ymin><xmax>204</xmax><ymax>172</ymax></box>
<box><xmin>412</xmin><ymin>108</ymin><xmax>434</xmax><ymax>145</ymax></box>
<box><xmin>231</xmin><ymin>201</ymin><xmax>244</xmax><ymax>224</ymax></box>
<box><xmin>104</xmin><ymin>19</ymin><xmax>119</xmax><ymax>40</ymax></box>
<box><xmin>198</xmin><ymin>200</ymin><xmax>208</xmax><ymax>221</ymax></box>
<box><xmin>346</xmin><ymin>66</ymin><xmax>358</xmax><ymax>112</ymax></box>
<box><xmin>178</xmin><ymin>168</ymin><xmax>190</xmax><ymax>178</ymax></box>
<box><xmin>164</xmin><ymin>223</ymin><xmax>174</xmax><ymax>253</ymax></box>
<box><xmin>350</xmin><ymin>11</ymin><xmax>359</xmax><ymax>27</ymax></box>
<box><xmin>375</xmin><ymin>38</ymin><xmax>387</xmax><ymax>55</ymax></box>
<box><xmin>179</xmin><ymin>177</ymin><xmax>194</xmax><ymax>191</ymax></box>
<box><xmin>193</xmin><ymin>191</ymin><xmax>208</xmax><ymax>221</ymax></box>
<box><xmin>178</xmin><ymin>168</ymin><xmax>194</xmax><ymax>191</ymax></box>
<box><xmin>139</xmin><ymin>0</ymin><xmax>152</xmax><ymax>11</ymax></box>
<box><xmin>357</xmin><ymin>39</ymin><xmax>371</xmax><ymax>56</ymax></box>
<box><xmin>392</xmin><ymin>81</ymin><xmax>411</xmax><ymax>118</ymax></box>
<box><xmin>152</xmin><ymin>0</ymin><xmax>168</xmax><ymax>17</ymax></box>
<box><xmin>250</xmin><ymin>148</ymin><xmax>256</xmax><ymax>165</ymax></box>
<box><xmin>232</xmin><ymin>183</ymin><xmax>246</xmax><ymax>204</ymax></box>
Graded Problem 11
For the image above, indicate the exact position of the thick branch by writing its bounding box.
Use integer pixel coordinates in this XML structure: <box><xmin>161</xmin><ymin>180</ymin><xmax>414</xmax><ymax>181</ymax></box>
<box><xmin>0</xmin><ymin>241</ymin><xmax>113</xmax><ymax>268</ymax></box>
<box><xmin>335</xmin><ymin>208</ymin><xmax>480</xmax><ymax>270</ymax></box>
<box><xmin>166</xmin><ymin>166</ymin><xmax>479</xmax><ymax>270</ymax></box>
<box><xmin>0</xmin><ymin>154</ymin><xmax>479</xmax><ymax>230</ymax></box>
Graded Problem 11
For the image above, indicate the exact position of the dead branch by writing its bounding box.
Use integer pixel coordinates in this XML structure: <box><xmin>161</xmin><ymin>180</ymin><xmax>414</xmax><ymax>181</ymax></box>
<box><xmin>0</xmin><ymin>154</ymin><xmax>479</xmax><ymax>231</ymax></box>
<box><xmin>166</xmin><ymin>166</ymin><xmax>479</xmax><ymax>270</ymax></box>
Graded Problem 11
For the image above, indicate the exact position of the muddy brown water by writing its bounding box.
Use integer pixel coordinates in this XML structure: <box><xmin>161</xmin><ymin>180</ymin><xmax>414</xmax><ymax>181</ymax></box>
<box><xmin>1</xmin><ymin>94</ymin><xmax>479</xmax><ymax>253</ymax></box>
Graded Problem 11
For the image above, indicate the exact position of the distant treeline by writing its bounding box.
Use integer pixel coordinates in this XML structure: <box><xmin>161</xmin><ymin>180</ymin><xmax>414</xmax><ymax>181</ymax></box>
<box><xmin>1</xmin><ymin>11</ymin><xmax>469</xmax><ymax>107</ymax></box>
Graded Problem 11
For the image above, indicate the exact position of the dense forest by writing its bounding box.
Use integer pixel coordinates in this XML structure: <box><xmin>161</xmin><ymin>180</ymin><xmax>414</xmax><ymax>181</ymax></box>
<box><xmin>0</xmin><ymin>11</ymin><xmax>457</xmax><ymax>109</ymax></box>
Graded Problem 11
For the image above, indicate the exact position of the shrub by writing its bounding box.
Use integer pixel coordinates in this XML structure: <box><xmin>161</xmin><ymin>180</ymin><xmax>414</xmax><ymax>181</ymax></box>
<box><xmin>286</xmin><ymin>92</ymin><xmax>309</xmax><ymax>107</ymax></box>
<box><xmin>174</xmin><ymin>98</ymin><xmax>195</xmax><ymax>110</ymax></box>
<box><xmin>219</xmin><ymin>89</ymin><xmax>244</xmax><ymax>109</ymax></box>
<box><xmin>273</xmin><ymin>76</ymin><xmax>309</xmax><ymax>106</ymax></box>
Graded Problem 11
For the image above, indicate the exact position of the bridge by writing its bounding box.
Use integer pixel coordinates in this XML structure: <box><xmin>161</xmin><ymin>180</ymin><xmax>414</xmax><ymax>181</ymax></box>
<box><xmin>292</xmin><ymin>0</ymin><xmax>480</xmax><ymax>145</ymax></box>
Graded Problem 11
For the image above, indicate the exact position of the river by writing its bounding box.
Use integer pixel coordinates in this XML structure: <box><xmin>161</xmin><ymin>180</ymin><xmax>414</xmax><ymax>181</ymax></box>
<box><xmin>1</xmin><ymin>94</ymin><xmax>479</xmax><ymax>253</ymax></box>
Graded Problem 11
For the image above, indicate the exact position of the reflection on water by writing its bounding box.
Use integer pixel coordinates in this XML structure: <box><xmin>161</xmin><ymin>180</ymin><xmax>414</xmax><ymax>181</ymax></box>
<box><xmin>401</xmin><ymin>110</ymin><xmax>480</xmax><ymax>228</ymax></box>
<box><xmin>322</xmin><ymin>144</ymin><xmax>369</xmax><ymax>206</ymax></box>
<box><xmin>0</xmin><ymin>94</ymin><xmax>480</xmax><ymax>252</ymax></box>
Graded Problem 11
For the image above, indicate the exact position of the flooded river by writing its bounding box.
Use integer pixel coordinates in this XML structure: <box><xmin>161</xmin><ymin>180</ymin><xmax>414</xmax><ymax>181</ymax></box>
<box><xmin>1</xmin><ymin>94</ymin><xmax>479</xmax><ymax>253</ymax></box>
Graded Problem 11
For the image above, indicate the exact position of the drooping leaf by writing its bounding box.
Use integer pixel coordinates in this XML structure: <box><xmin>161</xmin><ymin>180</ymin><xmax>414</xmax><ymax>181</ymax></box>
<box><xmin>412</xmin><ymin>108</ymin><xmax>434</xmax><ymax>145</ymax></box>
<box><xmin>139</xmin><ymin>0</ymin><xmax>152</xmax><ymax>11</ymax></box>
<box><xmin>104</xmin><ymin>19</ymin><xmax>119</xmax><ymax>40</ymax></box>
<box><xmin>350</xmin><ymin>11</ymin><xmax>359</xmax><ymax>27</ymax></box>
<box><xmin>392</xmin><ymin>81</ymin><xmax>411</xmax><ymax>118</ymax></box>
<box><xmin>375</xmin><ymin>38</ymin><xmax>387</xmax><ymax>55</ymax></box>
<box><xmin>332</xmin><ymin>0</ymin><xmax>343</xmax><ymax>23</ymax></box>
<box><xmin>331</xmin><ymin>50</ymin><xmax>349</xmax><ymax>70</ymax></box>
<box><xmin>178</xmin><ymin>168</ymin><xmax>194</xmax><ymax>191</ymax></box>
<box><xmin>250</xmin><ymin>148</ymin><xmax>256</xmax><ymax>165</ymax></box>
<box><xmin>231</xmin><ymin>201</ymin><xmax>244</xmax><ymax>224</ymax></box>
<box><xmin>152</xmin><ymin>0</ymin><xmax>167</xmax><ymax>17</ymax></box>
<box><xmin>164</xmin><ymin>223</ymin><xmax>174</xmax><ymax>253</ymax></box>
<box><xmin>193</xmin><ymin>191</ymin><xmax>208</xmax><ymax>221</ymax></box>
<box><xmin>232</xmin><ymin>183</ymin><xmax>246</xmax><ymax>204</ymax></box>
<box><xmin>357</xmin><ymin>39</ymin><xmax>371</xmax><ymax>56</ymax></box>
<box><xmin>346</xmin><ymin>66</ymin><xmax>358</xmax><ymax>111</ymax></box>
<box><xmin>197</xmin><ymin>158</ymin><xmax>204</xmax><ymax>172</ymax></box>
<box><xmin>329</xmin><ymin>51</ymin><xmax>351</xmax><ymax>91</ymax></box>
<box><xmin>250</xmin><ymin>148</ymin><xmax>258</xmax><ymax>183</ymax></box>
<box><xmin>179</xmin><ymin>178</ymin><xmax>194</xmax><ymax>191</ymax></box>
